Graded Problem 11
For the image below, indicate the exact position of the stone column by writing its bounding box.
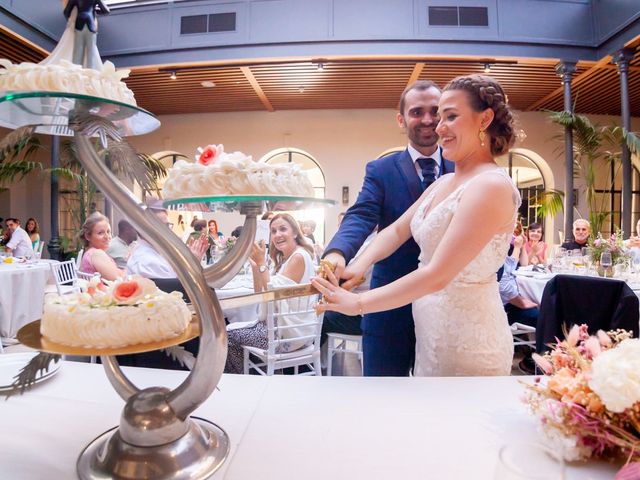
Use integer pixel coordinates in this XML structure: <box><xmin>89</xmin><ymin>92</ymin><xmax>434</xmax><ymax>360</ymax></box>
<box><xmin>613</xmin><ymin>48</ymin><xmax>635</xmax><ymax>238</ymax></box>
<box><xmin>47</xmin><ymin>136</ymin><xmax>61</xmax><ymax>260</ymax></box>
<box><xmin>556</xmin><ymin>61</ymin><xmax>577</xmax><ymax>242</ymax></box>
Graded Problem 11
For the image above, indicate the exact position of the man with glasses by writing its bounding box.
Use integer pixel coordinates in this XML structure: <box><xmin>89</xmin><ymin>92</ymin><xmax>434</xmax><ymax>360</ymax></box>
<box><xmin>561</xmin><ymin>219</ymin><xmax>591</xmax><ymax>251</ymax></box>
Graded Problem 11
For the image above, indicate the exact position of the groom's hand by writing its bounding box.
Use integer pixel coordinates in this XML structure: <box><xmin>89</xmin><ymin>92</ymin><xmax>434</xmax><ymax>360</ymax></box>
<box><xmin>322</xmin><ymin>252</ymin><xmax>346</xmax><ymax>285</ymax></box>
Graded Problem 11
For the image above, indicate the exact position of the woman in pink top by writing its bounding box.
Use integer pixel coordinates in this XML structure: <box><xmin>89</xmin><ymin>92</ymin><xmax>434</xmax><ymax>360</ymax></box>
<box><xmin>521</xmin><ymin>222</ymin><xmax>548</xmax><ymax>266</ymax></box>
<box><xmin>79</xmin><ymin>212</ymin><xmax>125</xmax><ymax>280</ymax></box>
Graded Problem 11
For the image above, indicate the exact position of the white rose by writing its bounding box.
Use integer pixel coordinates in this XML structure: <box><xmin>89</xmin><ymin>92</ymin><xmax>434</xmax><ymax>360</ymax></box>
<box><xmin>589</xmin><ymin>338</ymin><xmax>640</xmax><ymax>413</ymax></box>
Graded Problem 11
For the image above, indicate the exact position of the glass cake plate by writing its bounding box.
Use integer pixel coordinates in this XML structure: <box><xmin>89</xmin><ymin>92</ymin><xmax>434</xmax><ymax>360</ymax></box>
<box><xmin>0</xmin><ymin>91</ymin><xmax>160</xmax><ymax>136</ymax></box>
<box><xmin>17</xmin><ymin>317</ymin><xmax>200</xmax><ymax>356</ymax></box>
<box><xmin>164</xmin><ymin>195</ymin><xmax>336</xmax><ymax>213</ymax></box>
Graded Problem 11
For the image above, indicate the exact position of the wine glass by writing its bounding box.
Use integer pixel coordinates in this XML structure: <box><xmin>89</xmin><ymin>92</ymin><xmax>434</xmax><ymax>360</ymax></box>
<box><xmin>600</xmin><ymin>250</ymin><xmax>613</xmax><ymax>278</ymax></box>
<box><xmin>494</xmin><ymin>442</ymin><xmax>565</xmax><ymax>480</ymax></box>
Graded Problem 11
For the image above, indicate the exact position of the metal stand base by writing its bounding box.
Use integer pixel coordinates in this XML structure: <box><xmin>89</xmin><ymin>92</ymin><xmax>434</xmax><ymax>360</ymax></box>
<box><xmin>76</xmin><ymin>417</ymin><xmax>230</xmax><ymax>480</ymax></box>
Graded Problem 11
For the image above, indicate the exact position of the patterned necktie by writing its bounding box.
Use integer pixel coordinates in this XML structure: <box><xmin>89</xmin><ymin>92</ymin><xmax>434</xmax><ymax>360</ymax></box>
<box><xmin>416</xmin><ymin>157</ymin><xmax>437</xmax><ymax>191</ymax></box>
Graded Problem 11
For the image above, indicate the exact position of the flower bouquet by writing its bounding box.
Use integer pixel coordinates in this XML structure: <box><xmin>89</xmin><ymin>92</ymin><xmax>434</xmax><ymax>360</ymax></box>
<box><xmin>589</xmin><ymin>229</ymin><xmax>629</xmax><ymax>275</ymax></box>
<box><xmin>525</xmin><ymin>324</ymin><xmax>640</xmax><ymax>477</ymax></box>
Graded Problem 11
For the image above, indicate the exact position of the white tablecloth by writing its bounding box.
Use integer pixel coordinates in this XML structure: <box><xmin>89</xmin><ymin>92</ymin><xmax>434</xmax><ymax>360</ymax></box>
<box><xmin>517</xmin><ymin>271</ymin><xmax>640</xmax><ymax>306</ymax></box>
<box><xmin>0</xmin><ymin>361</ymin><xmax>619</xmax><ymax>479</ymax></box>
<box><xmin>215</xmin><ymin>274</ymin><xmax>258</xmax><ymax>324</ymax></box>
<box><xmin>0</xmin><ymin>261</ymin><xmax>55</xmax><ymax>338</ymax></box>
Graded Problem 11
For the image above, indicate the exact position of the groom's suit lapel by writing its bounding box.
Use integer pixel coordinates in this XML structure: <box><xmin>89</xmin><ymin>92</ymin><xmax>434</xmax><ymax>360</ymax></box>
<box><xmin>396</xmin><ymin>147</ymin><xmax>454</xmax><ymax>201</ymax></box>
<box><xmin>396</xmin><ymin>149</ymin><xmax>423</xmax><ymax>201</ymax></box>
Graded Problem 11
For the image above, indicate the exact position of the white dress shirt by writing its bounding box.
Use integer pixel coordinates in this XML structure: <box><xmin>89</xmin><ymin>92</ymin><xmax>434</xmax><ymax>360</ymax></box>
<box><xmin>106</xmin><ymin>236</ymin><xmax>132</xmax><ymax>269</ymax></box>
<box><xmin>6</xmin><ymin>226</ymin><xmax>34</xmax><ymax>258</ymax></box>
<box><xmin>407</xmin><ymin>144</ymin><xmax>443</xmax><ymax>181</ymax></box>
<box><xmin>126</xmin><ymin>239</ymin><xmax>175</xmax><ymax>278</ymax></box>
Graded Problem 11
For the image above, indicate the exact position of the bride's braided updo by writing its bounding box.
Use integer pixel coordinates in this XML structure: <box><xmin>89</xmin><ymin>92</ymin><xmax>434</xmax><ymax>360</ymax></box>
<box><xmin>444</xmin><ymin>75</ymin><xmax>515</xmax><ymax>156</ymax></box>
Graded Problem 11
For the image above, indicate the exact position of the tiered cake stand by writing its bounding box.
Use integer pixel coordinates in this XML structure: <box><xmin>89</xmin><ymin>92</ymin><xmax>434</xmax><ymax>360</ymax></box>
<box><xmin>1</xmin><ymin>91</ymin><xmax>334</xmax><ymax>479</ymax></box>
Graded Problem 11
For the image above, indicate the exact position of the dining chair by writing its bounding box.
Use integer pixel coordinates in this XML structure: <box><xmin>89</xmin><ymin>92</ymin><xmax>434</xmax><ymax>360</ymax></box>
<box><xmin>77</xmin><ymin>270</ymin><xmax>100</xmax><ymax>282</ymax></box>
<box><xmin>50</xmin><ymin>260</ymin><xmax>80</xmax><ymax>295</ymax></box>
<box><xmin>242</xmin><ymin>294</ymin><xmax>323</xmax><ymax>376</ymax></box>
<box><xmin>74</xmin><ymin>249</ymin><xmax>84</xmax><ymax>271</ymax></box>
<box><xmin>510</xmin><ymin>323</ymin><xmax>536</xmax><ymax>349</ymax></box>
<box><xmin>326</xmin><ymin>333</ymin><xmax>363</xmax><ymax>376</ymax></box>
<box><xmin>536</xmin><ymin>274</ymin><xmax>639</xmax><ymax>353</ymax></box>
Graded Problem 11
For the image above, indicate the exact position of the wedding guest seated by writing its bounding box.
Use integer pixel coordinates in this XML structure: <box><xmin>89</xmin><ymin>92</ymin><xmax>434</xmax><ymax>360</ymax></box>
<box><xmin>625</xmin><ymin>219</ymin><xmax>640</xmax><ymax>262</ymax></box>
<box><xmin>25</xmin><ymin>217</ymin><xmax>40</xmax><ymax>249</ymax></box>
<box><xmin>499</xmin><ymin>234</ymin><xmax>539</xmax><ymax>328</ymax></box>
<box><xmin>106</xmin><ymin>219</ymin><xmax>138</xmax><ymax>269</ymax></box>
<box><xmin>230</xmin><ymin>226</ymin><xmax>242</xmax><ymax>238</ymax></box>
<box><xmin>499</xmin><ymin>233</ymin><xmax>539</xmax><ymax>375</ymax></box>
<box><xmin>127</xmin><ymin>201</ymin><xmax>208</xmax><ymax>279</ymax></box>
<box><xmin>4</xmin><ymin>218</ymin><xmax>34</xmax><ymax>258</ymax></box>
<box><xmin>521</xmin><ymin>222</ymin><xmax>548</xmax><ymax>266</ymax></box>
<box><xmin>301</xmin><ymin>219</ymin><xmax>324</xmax><ymax>261</ymax></box>
<box><xmin>206</xmin><ymin>219</ymin><xmax>224</xmax><ymax>263</ymax></box>
<box><xmin>79</xmin><ymin>212</ymin><xmax>125</xmax><ymax>281</ymax></box>
<box><xmin>224</xmin><ymin>213</ymin><xmax>316</xmax><ymax>374</ymax></box>
<box><xmin>561</xmin><ymin>219</ymin><xmax>591</xmax><ymax>251</ymax></box>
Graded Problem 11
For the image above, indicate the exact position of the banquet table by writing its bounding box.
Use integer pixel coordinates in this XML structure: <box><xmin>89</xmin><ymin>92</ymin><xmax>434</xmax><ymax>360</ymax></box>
<box><xmin>0</xmin><ymin>260</ymin><xmax>56</xmax><ymax>338</ymax></box>
<box><xmin>516</xmin><ymin>270</ymin><xmax>640</xmax><ymax>305</ymax></box>
<box><xmin>0</xmin><ymin>360</ymin><xmax>619</xmax><ymax>479</ymax></box>
<box><xmin>215</xmin><ymin>273</ymin><xmax>258</xmax><ymax>324</ymax></box>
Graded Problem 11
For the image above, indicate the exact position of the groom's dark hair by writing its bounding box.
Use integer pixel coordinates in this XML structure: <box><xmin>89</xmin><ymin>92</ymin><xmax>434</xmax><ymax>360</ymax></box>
<box><xmin>399</xmin><ymin>80</ymin><xmax>441</xmax><ymax>115</ymax></box>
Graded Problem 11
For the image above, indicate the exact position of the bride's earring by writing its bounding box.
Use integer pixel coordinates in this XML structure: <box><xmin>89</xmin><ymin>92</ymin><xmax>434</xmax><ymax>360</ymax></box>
<box><xmin>479</xmin><ymin>129</ymin><xmax>486</xmax><ymax>147</ymax></box>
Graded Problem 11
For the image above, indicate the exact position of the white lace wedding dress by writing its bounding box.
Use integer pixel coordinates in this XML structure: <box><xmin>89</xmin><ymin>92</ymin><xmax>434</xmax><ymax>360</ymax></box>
<box><xmin>410</xmin><ymin>169</ymin><xmax>520</xmax><ymax>376</ymax></box>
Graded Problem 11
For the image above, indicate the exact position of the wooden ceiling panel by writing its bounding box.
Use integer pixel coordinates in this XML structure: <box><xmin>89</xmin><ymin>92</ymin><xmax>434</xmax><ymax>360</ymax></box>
<box><xmin>0</xmin><ymin>26</ymin><xmax>638</xmax><ymax>117</ymax></box>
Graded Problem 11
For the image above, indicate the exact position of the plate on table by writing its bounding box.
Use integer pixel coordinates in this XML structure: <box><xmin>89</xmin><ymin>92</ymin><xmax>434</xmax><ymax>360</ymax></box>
<box><xmin>0</xmin><ymin>352</ymin><xmax>62</xmax><ymax>393</ymax></box>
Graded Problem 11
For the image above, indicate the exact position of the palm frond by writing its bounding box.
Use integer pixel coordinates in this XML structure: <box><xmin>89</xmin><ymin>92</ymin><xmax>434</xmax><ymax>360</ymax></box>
<box><xmin>104</xmin><ymin>139</ymin><xmax>158</xmax><ymax>191</ymax></box>
<box><xmin>3</xmin><ymin>353</ymin><xmax>61</xmax><ymax>398</ymax></box>
<box><xmin>624</xmin><ymin>130</ymin><xmax>640</xmax><ymax>156</ymax></box>
<box><xmin>533</xmin><ymin>189</ymin><xmax>564</xmax><ymax>218</ymax></box>
<box><xmin>0</xmin><ymin>160</ymin><xmax>44</xmax><ymax>185</ymax></box>
<box><xmin>0</xmin><ymin>125</ymin><xmax>40</xmax><ymax>162</ymax></box>
<box><xmin>68</xmin><ymin>112</ymin><xmax>122</xmax><ymax>146</ymax></box>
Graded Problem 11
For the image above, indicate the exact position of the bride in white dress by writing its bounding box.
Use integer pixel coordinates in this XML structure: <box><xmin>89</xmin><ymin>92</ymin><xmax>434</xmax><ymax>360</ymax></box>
<box><xmin>312</xmin><ymin>75</ymin><xmax>520</xmax><ymax>376</ymax></box>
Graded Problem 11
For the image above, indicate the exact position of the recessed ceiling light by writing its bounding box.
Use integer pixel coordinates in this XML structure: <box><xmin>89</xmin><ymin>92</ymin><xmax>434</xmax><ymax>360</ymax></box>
<box><xmin>201</xmin><ymin>81</ymin><xmax>216</xmax><ymax>88</ymax></box>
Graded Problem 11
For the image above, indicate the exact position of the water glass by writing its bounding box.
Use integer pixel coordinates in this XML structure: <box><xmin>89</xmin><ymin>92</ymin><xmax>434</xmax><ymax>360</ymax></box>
<box><xmin>600</xmin><ymin>251</ymin><xmax>613</xmax><ymax>278</ymax></box>
<box><xmin>494</xmin><ymin>442</ymin><xmax>565</xmax><ymax>480</ymax></box>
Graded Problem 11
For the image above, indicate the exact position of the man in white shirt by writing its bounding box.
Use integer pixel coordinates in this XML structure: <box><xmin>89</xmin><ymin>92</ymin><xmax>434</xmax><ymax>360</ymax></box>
<box><xmin>127</xmin><ymin>201</ymin><xmax>208</xmax><ymax>278</ymax></box>
<box><xmin>4</xmin><ymin>218</ymin><xmax>34</xmax><ymax>258</ymax></box>
<box><xmin>106</xmin><ymin>219</ymin><xmax>138</xmax><ymax>269</ymax></box>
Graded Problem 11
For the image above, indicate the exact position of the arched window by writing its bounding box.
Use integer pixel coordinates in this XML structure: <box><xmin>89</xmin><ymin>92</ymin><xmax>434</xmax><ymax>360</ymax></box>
<box><xmin>377</xmin><ymin>147</ymin><xmax>551</xmax><ymax>232</ymax></box>
<box><xmin>496</xmin><ymin>151</ymin><xmax>546</xmax><ymax>229</ymax></box>
<box><xmin>260</xmin><ymin>148</ymin><xmax>327</xmax><ymax>244</ymax></box>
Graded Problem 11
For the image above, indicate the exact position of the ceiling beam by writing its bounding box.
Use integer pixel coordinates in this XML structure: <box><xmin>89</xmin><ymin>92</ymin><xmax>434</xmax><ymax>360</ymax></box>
<box><xmin>406</xmin><ymin>62</ymin><xmax>425</xmax><ymax>86</ymax></box>
<box><xmin>241</xmin><ymin>66</ymin><xmax>274</xmax><ymax>112</ymax></box>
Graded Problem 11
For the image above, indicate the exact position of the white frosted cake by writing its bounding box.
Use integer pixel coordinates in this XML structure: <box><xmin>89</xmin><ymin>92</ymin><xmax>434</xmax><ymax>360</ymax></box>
<box><xmin>0</xmin><ymin>59</ymin><xmax>137</xmax><ymax>106</ymax></box>
<box><xmin>162</xmin><ymin>144</ymin><xmax>315</xmax><ymax>198</ymax></box>
<box><xmin>41</xmin><ymin>276</ymin><xmax>190</xmax><ymax>348</ymax></box>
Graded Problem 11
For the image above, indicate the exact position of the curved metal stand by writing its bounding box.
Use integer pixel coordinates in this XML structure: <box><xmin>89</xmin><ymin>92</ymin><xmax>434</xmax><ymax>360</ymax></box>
<box><xmin>72</xmin><ymin>133</ymin><xmax>251</xmax><ymax>479</ymax></box>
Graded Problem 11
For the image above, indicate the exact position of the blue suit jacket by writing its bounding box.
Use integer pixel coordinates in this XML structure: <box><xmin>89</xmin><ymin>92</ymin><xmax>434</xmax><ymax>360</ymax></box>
<box><xmin>325</xmin><ymin>148</ymin><xmax>454</xmax><ymax>335</ymax></box>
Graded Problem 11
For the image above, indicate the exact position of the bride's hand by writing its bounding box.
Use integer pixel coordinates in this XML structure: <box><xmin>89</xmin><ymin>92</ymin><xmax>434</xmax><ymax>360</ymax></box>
<box><xmin>311</xmin><ymin>276</ymin><xmax>360</xmax><ymax>316</ymax></box>
<box><xmin>341</xmin><ymin>261</ymin><xmax>367</xmax><ymax>291</ymax></box>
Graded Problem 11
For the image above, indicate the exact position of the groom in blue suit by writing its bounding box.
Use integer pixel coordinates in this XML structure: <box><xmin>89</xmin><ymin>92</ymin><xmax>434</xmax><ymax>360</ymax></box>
<box><xmin>324</xmin><ymin>80</ymin><xmax>454</xmax><ymax>376</ymax></box>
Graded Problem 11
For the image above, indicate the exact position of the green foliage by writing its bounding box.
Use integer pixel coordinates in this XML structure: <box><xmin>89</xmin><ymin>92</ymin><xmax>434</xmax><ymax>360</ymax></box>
<box><xmin>547</xmin><ymin>111</ymin><xmax>638</xmax><ymax>236</ymax></box>
<box><xmin>0</xmin><ymin>126</ymin><xmax>169</xmax><ymax>239</ymax></box>
<box><xmin>534</xmin><ymin>189</ymin><xmax>565</xmax><ymax>218</ymax></box>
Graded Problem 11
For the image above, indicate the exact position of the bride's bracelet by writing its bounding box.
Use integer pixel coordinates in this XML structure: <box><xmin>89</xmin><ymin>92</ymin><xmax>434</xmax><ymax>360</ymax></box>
<box><xmin>357</xmin><ymin>294</ymin><xmax>364</xmax><ymax>316</ymax></box>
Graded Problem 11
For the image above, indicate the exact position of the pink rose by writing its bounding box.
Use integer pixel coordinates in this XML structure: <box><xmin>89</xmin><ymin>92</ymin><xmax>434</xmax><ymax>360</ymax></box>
<box><xmin>197</xmin><ymin>144</ymin><xmax>223</xmax><ymax>166</ymax></box>
<box><xmin>112</xmin><ymin>276</ymin><xmax>156</xmax><ymax>305</ymax></box>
